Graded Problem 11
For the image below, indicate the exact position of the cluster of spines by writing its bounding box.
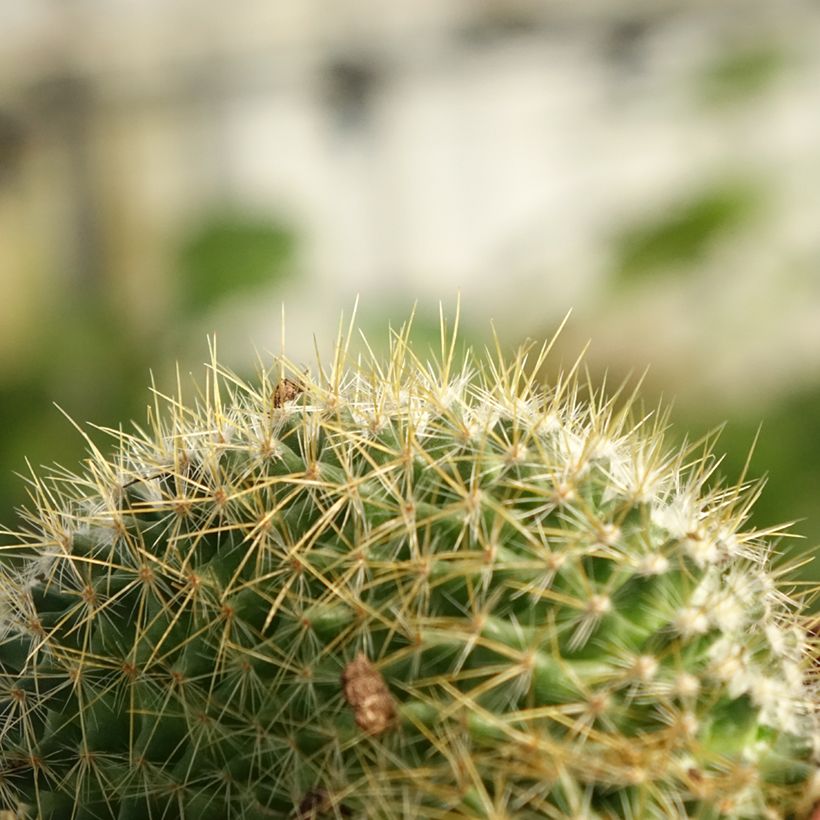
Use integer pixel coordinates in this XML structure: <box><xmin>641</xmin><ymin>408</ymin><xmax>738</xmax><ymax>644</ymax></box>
<box><xmin>0</xmin><ymin>309</ymin><xmax>818</xmax><ymax>819</ymax></box>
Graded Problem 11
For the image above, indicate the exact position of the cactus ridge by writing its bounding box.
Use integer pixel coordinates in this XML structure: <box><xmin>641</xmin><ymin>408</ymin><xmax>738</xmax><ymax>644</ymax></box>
<box><xmin>0</xmin><ymin>311</ymin><xmax>818</xmax><ymax>819</ymax></box>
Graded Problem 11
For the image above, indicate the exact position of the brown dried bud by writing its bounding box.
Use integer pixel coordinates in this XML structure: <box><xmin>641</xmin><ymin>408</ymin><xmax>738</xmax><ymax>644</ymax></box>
<box><xmin>272</xmin><ymin>378</ymin><xmax>304</xmax><ymax>409</ymax></box>
<box><xmin>341</xmin><ymin>653</ymin><xmax>396</xmax><ymax>736</ymax></box>
<box><xmin>294</xmin><ymin>788</ymin><xmax>352</xmax><ymax>819</ymax></box>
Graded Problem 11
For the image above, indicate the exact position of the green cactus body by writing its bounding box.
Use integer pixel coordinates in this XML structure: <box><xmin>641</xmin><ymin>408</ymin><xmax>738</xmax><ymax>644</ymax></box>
<box><xmin>0</xmin><ymin>315</ymin><xmax>818</xmax><ymax>819</ymax></box>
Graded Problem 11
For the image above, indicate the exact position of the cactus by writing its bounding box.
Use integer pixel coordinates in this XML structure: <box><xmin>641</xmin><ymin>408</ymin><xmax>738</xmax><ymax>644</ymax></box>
<box><xmin>1</xmin><ymin>311</ymin><xmax>818</xmax><ymax>819</ymax></box>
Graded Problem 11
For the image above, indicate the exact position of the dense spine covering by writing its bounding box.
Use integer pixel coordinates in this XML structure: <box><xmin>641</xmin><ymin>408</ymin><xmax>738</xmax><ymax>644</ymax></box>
<box><xmin>0</xmin><ymin>312</ymin><xmax>818</xmax><ymax>819</ymax></box>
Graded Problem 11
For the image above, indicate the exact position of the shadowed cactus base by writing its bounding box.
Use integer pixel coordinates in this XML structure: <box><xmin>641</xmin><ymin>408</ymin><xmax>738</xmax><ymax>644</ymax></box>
<box><xmin>0</xmin><ymin>314</ymin><xmax>818</xmax><ymax>818</ymax></box>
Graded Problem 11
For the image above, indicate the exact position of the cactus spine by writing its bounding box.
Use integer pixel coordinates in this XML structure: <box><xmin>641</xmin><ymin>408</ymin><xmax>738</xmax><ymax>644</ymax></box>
<box><xmin>1</xmin><ymin>312</ymin><xmax>818</xmax><ymax>819</ymax></box>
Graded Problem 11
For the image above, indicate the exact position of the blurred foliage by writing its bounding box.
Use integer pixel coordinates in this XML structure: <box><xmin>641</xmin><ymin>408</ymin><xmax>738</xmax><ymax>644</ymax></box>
<box><xmin>611</xmin><ymin>180</ymin><xmax>762</xmax><ymax>285</ymax></box>
<box><xmin>177</xmin><ymin>212</ymin><xmax>296</xmax><ymax>313</ymax></box>
<box><xmin>0</xmin><ymin>212</ymin><xmax>297</xmax><ymax>526</ymax></box>
<box><xmin>697</xmin><ymin>42</ymin><xmax>788</xmax><ymax>106</ymax></box>
<box><xmin>0</xmin><ymin>301</ymin><xmax>148</xmax><ymax>519</ymax></box>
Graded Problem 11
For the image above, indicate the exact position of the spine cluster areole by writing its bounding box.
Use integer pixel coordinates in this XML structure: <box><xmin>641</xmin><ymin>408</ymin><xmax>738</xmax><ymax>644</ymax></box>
<box><xmin>0</xmin><ymin>309</ymin><xmax>818</xmax><ymax>819</ymax></box>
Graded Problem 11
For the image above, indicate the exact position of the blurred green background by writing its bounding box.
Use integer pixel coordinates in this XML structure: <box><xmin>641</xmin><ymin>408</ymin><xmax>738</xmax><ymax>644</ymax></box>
<box><xmin>1</xmin><ymin>1</ymin><xmax>819</xmax><ymax>594</ymax></box>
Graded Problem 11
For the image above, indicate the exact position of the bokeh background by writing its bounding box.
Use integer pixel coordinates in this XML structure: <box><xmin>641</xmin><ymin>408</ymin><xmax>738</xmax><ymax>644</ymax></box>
<box><xmin>1</xmin><ymin>0</ymin><xmax>819</xmax><ymax>592</ymax></box>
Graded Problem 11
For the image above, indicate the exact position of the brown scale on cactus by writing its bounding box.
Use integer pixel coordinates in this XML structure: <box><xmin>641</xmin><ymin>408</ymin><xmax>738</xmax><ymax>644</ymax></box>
<box><xmin>272</xmin><ymin>377</ymin><xmax>305</xmax><ymax>409</ymax></box>
<box><xmin>341</xmin><ymin>653</ymin><xmax>396</xmax><ymax>736</ymax></box>
<box><xmin>0</xmin><ymin>307</ymin><xmax>819</xmax><ymax>818</ymax></box>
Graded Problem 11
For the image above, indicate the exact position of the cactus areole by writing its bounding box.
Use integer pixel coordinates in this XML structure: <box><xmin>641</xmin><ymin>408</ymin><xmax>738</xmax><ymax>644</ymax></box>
<box><xmin>1</xmin><ymin>312</ymin><xmax>818</xmax><ymax>819</ymax></box>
